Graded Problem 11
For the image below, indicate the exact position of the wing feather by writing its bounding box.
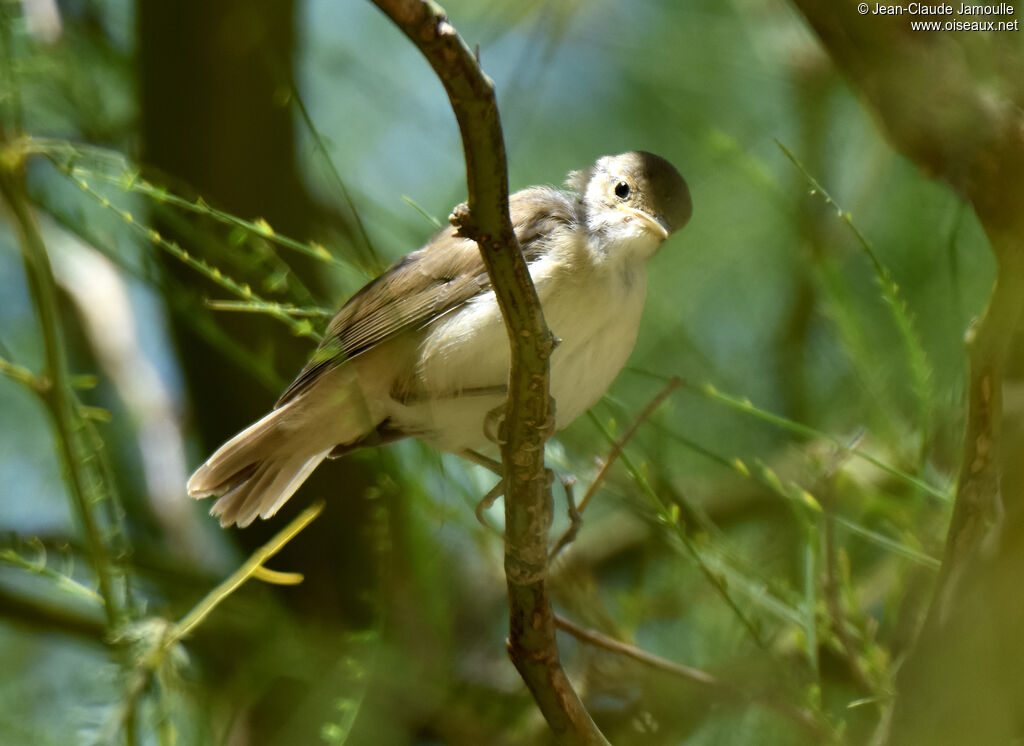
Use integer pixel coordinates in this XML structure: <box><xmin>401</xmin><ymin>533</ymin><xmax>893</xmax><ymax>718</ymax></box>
<box><xmin>276</xmin><ymin>187</ymin><xmax>577</xmax><ymax>407</ymax></box>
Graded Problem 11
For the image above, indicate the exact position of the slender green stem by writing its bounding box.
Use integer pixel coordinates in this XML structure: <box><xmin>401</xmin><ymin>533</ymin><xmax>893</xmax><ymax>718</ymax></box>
<box><xmin>777</xmin><ymin>140</ymin><xmax>935</xmax><ymax>463</ymax></box>
<box><xmin>292</xmin><ymin>88</ymin><xmax>382</xmax><ymax>272</ymax></box>
<box><xmin>0</xmin><ymin>2</ymin><xmax>24</xmax><ymax>132</ymax></box>
<box><xmin>402</xmin><ymin>195</ymin><xmax>443</xmax><ymax>229</ymax></box>
<box><xmin>646</xmin><ymin>413</ymin><xmax>941</xmax><ymax>567</ymax></box>
<box><xmin>628</xmin><ymin>368</ymin><xmax>951</xmax><ymax>502</ymax></box>
<box><xmin>0</xmin><ymin>350</ymin><xmax>45</xmax><ymax>392</ymax></box>
<box><xmin>0</xmin><ymin>547</ymin><xmax>105</xmax><ymax>605</ymax></box>
<box><xmin>587</xmin><ymin>410</ymin><xmax>768</xmax><ymax>648</ymax></box>
<box><xmin>58</xmin><ymin>167</ymin><xmax>320</xmax><ymax>340</ymax></box>
<box><xmin>833</xmin><ymin>515</ymin><xmax>939</xmax><ymax>569</ymax></box>
<box><xmin>0</xmin><ymin>134</ymin><xmax>124</xmax><ymax>630</ymax></box>
<box><xmin>25</xmin><ymin>138</ymin><xmax>347</xmax><ymax>268</ymax></box>
<box><xmin>173</xmin><ymin>502</ymin><xmax>323</xmax><ymax>642</ymax></box>
<box><xmin>205</xmin><ymin>299</ymin><xmax>332</xmax><ymax>319</ymax></box>
<box><xmin>803</xmin><ymin>523</ymin><xmax>820</xmax><ymax>676</ymax></box>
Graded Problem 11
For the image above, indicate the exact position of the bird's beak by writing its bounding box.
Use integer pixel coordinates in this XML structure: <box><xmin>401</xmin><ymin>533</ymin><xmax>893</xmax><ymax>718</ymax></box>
<box><xmin>624</xmin><ymin>207</ymin><xmax>671</xmax><ymax>240</ymax></box>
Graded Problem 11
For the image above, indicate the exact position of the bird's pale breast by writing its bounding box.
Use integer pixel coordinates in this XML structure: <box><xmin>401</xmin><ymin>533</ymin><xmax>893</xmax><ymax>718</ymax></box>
<box><xmin>384</xmin><ymin>237</ymin><xmax>649</xmax><ymax>454</ymax></box>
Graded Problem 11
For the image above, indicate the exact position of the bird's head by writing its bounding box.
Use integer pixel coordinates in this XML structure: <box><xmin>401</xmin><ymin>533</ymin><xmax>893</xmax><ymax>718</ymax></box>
<box><xmin>569</xmin><ymin>151</ymin><xmax>692</xmax><ymax>258</ymax></box>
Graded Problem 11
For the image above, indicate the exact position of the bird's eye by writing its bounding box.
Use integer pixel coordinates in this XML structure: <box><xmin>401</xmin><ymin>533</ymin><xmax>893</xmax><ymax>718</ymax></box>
<box><xmin>614</xmin><ymin>181</ymin><xmax>630</xmax><ymax>199</ymax></box>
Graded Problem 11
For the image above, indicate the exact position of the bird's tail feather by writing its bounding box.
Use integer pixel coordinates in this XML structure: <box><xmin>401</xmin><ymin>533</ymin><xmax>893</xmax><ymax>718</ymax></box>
<box><xmin>187</xmin><ymin>404</ymin><xmax>329</xmax><ymax>527</ymax></box>
<box><xmin>188</xmin><ymin>364</ymin><xmax>382</xmax><ymax>527</ymax></box>
<box><xmin>211</xmin><ymin>448</ymin><xmax>328</xmax><ymax>527</ymax></box>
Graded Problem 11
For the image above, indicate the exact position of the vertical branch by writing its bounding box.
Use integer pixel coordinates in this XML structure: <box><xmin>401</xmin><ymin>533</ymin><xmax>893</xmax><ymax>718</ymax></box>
<box><xmin>787</xmin><ymin>3</ymin><xmax>1024</xmax><ymax>742</ymax></box>
<box><xmin>940</xmin><ymin>240</ymin><xmax>1024</xmax><ymax>592</ymax></box>
<box><xmin>789</xmin><ymin>0</ymin><xmax>1024</xmax><ymax>603</ymax></box>
<box><xmin>0</xmin><ymin>130</ymin><xmax>125</xmax><ymax>631</ymax></box>
<box><xmin>366</xmin><ymin>2</ymin><xmax>608</xmax><ymax>743</ymax></box>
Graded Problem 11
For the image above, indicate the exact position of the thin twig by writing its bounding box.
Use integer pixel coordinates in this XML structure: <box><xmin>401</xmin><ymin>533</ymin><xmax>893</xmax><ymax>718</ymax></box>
<box><xmin>554</xmin><ymin>613</ymin><xmax>722</xmax><ymax>686</ymax></box>
<box><xmin>554</xmin><ymin>614</ymin><xmax>838</xmax><ymax>742</ymax></box>
<box><xmin>652</xmin><ymin>373</ymin><xmax>950</xmax><ymax>503</ymax></box>
<box><xmin>53</xmin><ymin>165</ymin><xmax>321</xmax><ymax>341</ymax></box>
<box><xmin>823</xmin><ymin>514</ymin><xmax>878</xmax><ymax>696</ymax></box>
<box><xmin>550</xmin><ymin>377</ymin><xmax>682</xmax><ymax>558</ymax></box>
<box><xmin>579</xmin><ymin>377</ymin><xmax>684</xmax><ymax>516</ymax></box>
<box><xmin>586</xmin><ymin>409</ymin><xmax>769</xmax><ymax>649</ymax></box>
<box><xmin>109</xmin><ymin>504</ymin><xmax>323</xmax><ymax>746</ymax></box>
<box><xmin>291</xmin><ymin>88</ymin><xmax>382</xmax><ymax>272</ymax></box>
<box><xmin>204</xmin><ymin>299</ymin><xmax>332</xmax><ymax>318</ymax></box>
<box><xmin>776</xmin><ymin>140</ymin><xmax>934</xmax><ymax>464</ymax></box>
<box><xmin>25</xmin><ymin>139</ymin><xmax>347</xmax><ymax>268</ymax></box>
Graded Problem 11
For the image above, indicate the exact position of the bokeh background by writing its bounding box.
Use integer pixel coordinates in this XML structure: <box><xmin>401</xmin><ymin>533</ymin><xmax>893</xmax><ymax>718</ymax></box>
<box><xmin>1</xmin><ymin>0</ymin><xmax>1019</xmax><ymax>744</ymax></box>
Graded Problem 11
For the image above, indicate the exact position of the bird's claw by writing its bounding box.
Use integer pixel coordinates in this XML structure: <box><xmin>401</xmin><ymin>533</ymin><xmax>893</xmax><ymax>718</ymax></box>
<box><xmin>484</xmin><ymin>404</ymin><xmax>507</xmax><ymax>446</ymax></box>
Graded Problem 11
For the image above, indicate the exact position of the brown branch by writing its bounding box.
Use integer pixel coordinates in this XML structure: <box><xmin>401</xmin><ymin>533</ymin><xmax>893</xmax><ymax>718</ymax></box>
<box><xmin>554</xmin><ymin>614</ymin><xmax>838</xmax><ymax>742</ymax></box>
<box><xmin>554</xmin><ymin>613</ymin><xmax>723</xmax><ymax>687</ymax></box>
<box><xmin>367</xmin><ymin>2</ymin><xmax>607</xmax><ymax>742</ymax></box>
<box><xmin>941</xmin><ymin>243</ymin><xmax>1024</xmax><ymax>583</ymax></box>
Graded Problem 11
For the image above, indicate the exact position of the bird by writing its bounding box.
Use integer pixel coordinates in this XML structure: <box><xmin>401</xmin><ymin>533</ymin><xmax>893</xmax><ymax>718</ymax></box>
<box><xmin>187</xmin><ymin>151</ymin><xmax>692</xmax><ymax>527</ymax></box>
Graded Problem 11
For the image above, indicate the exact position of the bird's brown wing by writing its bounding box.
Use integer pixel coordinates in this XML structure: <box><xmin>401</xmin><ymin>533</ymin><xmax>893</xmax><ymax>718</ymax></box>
<box><xmin>275</xmin><ymin>187</ymin><xmax>576</xmax><ymax>408</ymax></box>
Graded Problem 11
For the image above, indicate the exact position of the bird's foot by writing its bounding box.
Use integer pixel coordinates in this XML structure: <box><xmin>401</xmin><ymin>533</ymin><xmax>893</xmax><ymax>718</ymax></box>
<box><xmin>484</xmin><ymin>403</ymin><xmax>507</xmax><ymax>446</ymax></box>
<box><xmin>474</xmin><ymin>480</ymin><xmax>505</xmax><ymax>537</ymax></box>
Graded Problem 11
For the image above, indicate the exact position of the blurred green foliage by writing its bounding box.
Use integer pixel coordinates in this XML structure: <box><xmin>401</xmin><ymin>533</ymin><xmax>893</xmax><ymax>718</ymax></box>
<box><xmin>0</xmin><ymin>0</ymin><xmax>1006</xmax><ymax>744</ymax></box>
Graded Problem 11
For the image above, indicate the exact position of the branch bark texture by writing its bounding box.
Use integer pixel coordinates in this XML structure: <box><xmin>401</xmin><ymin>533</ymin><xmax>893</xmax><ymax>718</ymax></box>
<box><xmin>367</xmin><ymin>2</ymin><xmax>608</xmax><ymax>743</ymax></box>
